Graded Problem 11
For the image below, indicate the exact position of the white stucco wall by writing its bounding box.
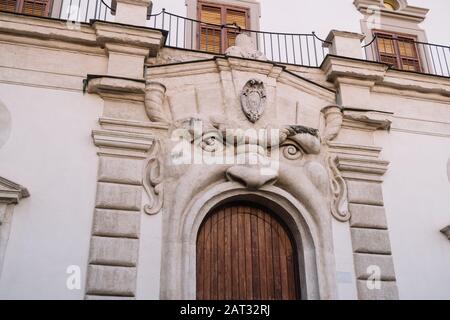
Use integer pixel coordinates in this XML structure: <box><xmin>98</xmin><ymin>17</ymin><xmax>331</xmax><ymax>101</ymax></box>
<box><xmin>375</xmin><ymin>130</ymin><xmax>450</xmax><ymax>300</ymax></box>
<box><xmin>0</xmin><ymin>84</ymin><xmax>102</xmax><ymax>299</ymax></box>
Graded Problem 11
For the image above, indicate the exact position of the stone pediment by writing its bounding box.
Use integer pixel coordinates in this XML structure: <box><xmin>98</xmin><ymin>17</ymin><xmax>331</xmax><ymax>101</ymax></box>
<box><xmin>146</xmin><ymin>55</ymin><xmax>336</xmax><ymax>131</ymax></box>
<box><xmin>0</xmin><ymin>176</ymin><xmax>29</xmax><ymax>204</ymax></box>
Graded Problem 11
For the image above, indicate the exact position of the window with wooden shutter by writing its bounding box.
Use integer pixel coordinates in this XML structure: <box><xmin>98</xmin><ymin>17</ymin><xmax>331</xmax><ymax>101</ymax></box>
<box><xmin>0</xmin><ymin>0</ymin><xmax>19</xmax><ymax>12</ymax></box>
<box><xmin>375</xmin><ymin>31</ymin><xmax>421</xmax><ymax>72</ymax></box>
<box><xmin>198</xmin><ymin>1</ymin><xmax>249</xmax><ymax>54</ymax></box>
<box><xmin>0</xmin><ymin>0</ymin><xmax>52</xmax><ymax>17</ymax></box>
<box><xmin>225</xmin><ymin>8</ymin><xmax>246</xmax><ymax>49</ymax></box>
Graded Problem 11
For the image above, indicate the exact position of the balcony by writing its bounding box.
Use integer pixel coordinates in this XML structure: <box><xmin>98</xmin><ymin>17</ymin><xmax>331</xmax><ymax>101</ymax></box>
<box><xmin>363</xmin><ymin>34</ymin><xmax>450</xmax><ymax>78</ymax></box>
<box><xmin>1</xmin><ymin>3</ymin><xmax>449</xmax><ymax>78</ymax></box>
<box><xmin>148</xmin><ymin>9</ymin><xmax>330</xmax><ymax>68</ymax></box>
<box><xmin>0</xmin><ymin>0</ymin><xmax>115</xmax><ymax>22</ymax></box>
<box><xmin>148</xmin><ymin>9</ymin><xmax>450</xmax><ymax>78</ymax></box>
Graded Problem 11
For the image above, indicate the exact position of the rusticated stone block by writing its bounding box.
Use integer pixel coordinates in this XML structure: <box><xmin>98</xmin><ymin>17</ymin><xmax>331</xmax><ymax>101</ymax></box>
<box><xmin>356</xmin><ymin>280</ymin><xmax>399</xmax><ymax>300</ymax></box>
<box><xmin>92</xmin><ymin>209</ymin><xmax>140</xmax><ymax>238</ymax></box>
<box><xmin>351</xmin><ymin>228</ymin><xmax>392</xmax><ymax>254</ymax></box>
<box><xmin>98</xmin><ymin>156</ymin><xmax>143</xmax><ymax>186</ymax></box>
<box><xmin>349</xmin><ymin>204</ymin><xmax>388</xmax><ymax>230</ymax></box>
<box><xmin>86</xmin><ymin>265</ymin><xmax>136</xmax><ymax>296</ymax></box>
<box><xmin>354</xmin><ymin>253</ymin><xmax>396</xmax><ymax>281</ymax></box>
<box><xmin>346</xmin><ymin>180</ymin><xmax>384</xmax><ymax>206</ymax></box>
<box><xmin>95</xmin><ymin>182</ymin><xmax>141</xmax><ymax>211</ymax></box>
<box><xmin>89</xmin><ymin>236</ymin><xmax>139</xmax><ymax>267</ymax></box>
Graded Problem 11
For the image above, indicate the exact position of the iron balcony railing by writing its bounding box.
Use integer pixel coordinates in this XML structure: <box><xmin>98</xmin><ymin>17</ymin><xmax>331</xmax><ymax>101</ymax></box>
<box><xmin>363</xmin><ymin>34</ymin><xmax>450</xmax><ymax>78</ymax></box>
<box><xmin>0</xmin><ymin>0</ymin><xmax>115</xmax><ymax>22</ymax></box>
<box><xmin>148</xmin><ymin>9</ymin><xmax>330</xmax><ymax>68</ymax></box>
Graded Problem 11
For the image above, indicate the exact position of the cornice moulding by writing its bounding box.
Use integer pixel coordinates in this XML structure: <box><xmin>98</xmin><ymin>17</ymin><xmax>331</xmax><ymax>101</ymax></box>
<box><xmin>335</xmin><ymin>155</ymin><xmax>389</xmax><ymax>176</ymax></box>
<box><xmin>0</xmin><ymin>12</ymin><xmax>166</xmax><ymax>57</ymax></box>
<box><xmin>380</xmin><ymin>70</ymin><xmax>450</xmax><ymax>98</ymax></box>
<box><xmin>92</xmin><ymin>21</ymin><xmax>165</xmax><ymax>56</ymax></box>
<box><xmin>328</xmin><ymin>141</ymin><xmax>382</xmax><ymax>159</ymax></box>
<box><xmin>99</xmin><ymin>117</ymin><xmax>170</xmax><ymax>135</ymax></box>
<box><xmin>321</xmin><ymin>55</ymin><xmax>388</xmax><ymax>83</ymax></box>
<box><xmin>92</xmin><ymin>129</ymin><xmax>155</xmax><ymax>152</ymax></box>
<box><xmin>87</xmin><ymin>75</ymin><xmax>146</xmax><ymax>95</ymax></box>
<box><xmin>0</xmin><ymin>12</ymin><xmax>97</xmax><ymax>46</ymax></box>
<box><xmin>0</xmin><ymin>176</ymin><xmax>29</xmax><ymax>204</ymax></box>
<box><xmin>353</xmin><ymin>0</ymin><xmax>429</xmax><ymax>23</ymax></box>
<box><xmin>342</xmin><ymin>109</ymin><xmax>393</xmax><ymax>131</ymax></box>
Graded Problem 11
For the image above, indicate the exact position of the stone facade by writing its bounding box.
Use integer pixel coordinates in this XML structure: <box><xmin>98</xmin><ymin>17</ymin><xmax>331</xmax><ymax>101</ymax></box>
<box><xmin>0</xmin><ymin>0</ymin><xmax>449</xmax><ymax>300</ymax></box>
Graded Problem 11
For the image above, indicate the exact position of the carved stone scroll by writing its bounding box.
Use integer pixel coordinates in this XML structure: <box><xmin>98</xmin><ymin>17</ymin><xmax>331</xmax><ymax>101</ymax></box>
<box><xmin>321</xmin><ymin>106</ymin><xmax>350</xmax><ymax>222</ymax></box>
<box><xmin>327</xmin><ymin>155</ymin><xmax>350</xmax><ymax>222</ymax></box>
<box><xmin>143</xmin><ymin>139</ymin><xmax>164</xmax><ymax>215</ymax></box>
<box><xmin>321</xmin><ymin>105</ymin><xmax>343</xmax><ymax>143</ymax></box>
<box><xmin>145</xmin><ymin>81</ymin><xmax>170</xmax><ymax>123</ymax></box>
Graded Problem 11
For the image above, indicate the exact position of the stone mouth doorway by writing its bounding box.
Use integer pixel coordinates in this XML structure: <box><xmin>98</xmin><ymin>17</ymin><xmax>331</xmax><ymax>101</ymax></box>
<box><xmin>196</xmin><ymin>201</ymin><xmax>301</xmax><ymax>300</ymax></box>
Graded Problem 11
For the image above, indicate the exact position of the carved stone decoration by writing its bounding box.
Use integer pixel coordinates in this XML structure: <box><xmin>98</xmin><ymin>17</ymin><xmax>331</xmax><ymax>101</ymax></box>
<box><xmin>145</xmin><ymin>81</ymin><xmax>170</xmax><ymax>123</ymax></box>
<box><xmin>0</xmin><ymin>176</ymin><xmax>29</xmax><ymax>204</ymax></box>
<box><xmin>321</xmin><ymin>105</ymin><xmax>343</xmax><ymax>143</ymax></box>
<box><xmin>225</xmin><ymin>33</ymin><xmax>267</xmax><ymax>61</ymax></box>
<box><xmin>240</xmin><ymin>79</ymin><xmax>266</xmax><ymax>123</ymax></box>
<box><xmin>278</xmin><ymin>125</ymin><xmax>321</xmax><ymax>160</ymax></box>
<box><xmin>327</xmin><ymin>155</ymin><xmax>350</xmax><ymax>222</ymax></box>
<box><xmin>143</xmin><ymin>139</ymin><xmax>163</xmax><ymax>215</ymax></box>
<box><xmin>226</xmin><ymin>165</ymin><xmax>278</xmax><ymax>190</ymax></box>
<box><xmin>321</xmin><ymin>106</ymin><xmax>351</xmax><ymax>222</ymax></box>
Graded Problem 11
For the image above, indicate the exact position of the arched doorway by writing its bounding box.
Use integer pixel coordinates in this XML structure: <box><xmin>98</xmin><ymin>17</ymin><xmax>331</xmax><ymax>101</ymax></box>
<box><xmin>196</xmin><ymin>202</ymin><xmax>301</xmax><ymax>300</ymax></box>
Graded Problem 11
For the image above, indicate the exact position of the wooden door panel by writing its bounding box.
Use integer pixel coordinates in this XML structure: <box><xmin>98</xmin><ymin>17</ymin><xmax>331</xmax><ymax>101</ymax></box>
<box><xmin>197</xmin><ymin>203</ymin><xmax>300</xmax><ymax>300</ymax></box>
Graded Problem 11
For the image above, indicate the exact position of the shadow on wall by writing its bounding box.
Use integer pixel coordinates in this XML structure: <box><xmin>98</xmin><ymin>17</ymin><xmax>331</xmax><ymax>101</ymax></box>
<box><xmin>447</xmin><ymin>158</ymin><xmax>450</xmax><ymax>182</ymax></box>
<box><xmin>0</xmin><ymin>100</ymin><xmax>12</xmax><ymax>149</ymax></box>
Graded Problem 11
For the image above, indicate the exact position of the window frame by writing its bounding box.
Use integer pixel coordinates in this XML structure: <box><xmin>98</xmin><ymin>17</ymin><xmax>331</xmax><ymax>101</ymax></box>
<box><xmin>1</xmin><ymin>0</ymin><xmax>53</xmax><ymax>17</ymax></box>
<box><xmin>372</xmin><ymin>29</ymin><xmax>422</xmax><ymax>73</ymax></box>
<box><xmin>197</xmin><ymin>1</ymin><xmax>250</xmax><ymax>53</ymax></box>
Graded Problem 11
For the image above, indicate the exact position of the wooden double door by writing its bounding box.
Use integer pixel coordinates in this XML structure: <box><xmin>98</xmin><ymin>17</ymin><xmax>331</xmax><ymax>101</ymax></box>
<box><xmin>196</xmin><ymin>202</ymin><xmax>301</xmax><ymax>300</ymax></box>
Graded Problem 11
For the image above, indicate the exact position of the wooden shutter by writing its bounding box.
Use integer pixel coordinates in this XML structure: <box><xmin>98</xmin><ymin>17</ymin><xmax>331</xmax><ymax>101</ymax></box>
<box><xmin>22</xmin><ymin>0</ymin><xmax>50</xmax><ymax>16</ymax></box>
<box><xmin>226</xmin><ymin>9</ymin><xmax>247</xmax><ymax>28</ymax></box>
<box><xmin>397</xmin><ymin>37</ymin><xmax>421</xmax><ymax>72</ymax></box>
<box><xmin>197</xmin><ymin>203</ymin><xmax>301</xmax><ymax>300</ymax></box>
<box><xmin>198</xmin><ymin>2</ymin><xmax>250</xmax><ymax>54</ymax></box>
<box><xmin>199</xmin><ymin>5</ymin><xmax>222</xmax><ymax>53</ymax></box>
<box><xmin>0</xmin><ymin>0</ymin><xmax>19</xmax><ymax>12</ymax></box>
<box><xmin>376</xmin><ymin>34</ymin><xmax>399</xmax><ymax>68</ymax></box>
<box><xmin>225</xmin><ymin>8</ymin><xmax>247</xmax><ymax>48</ymax></box>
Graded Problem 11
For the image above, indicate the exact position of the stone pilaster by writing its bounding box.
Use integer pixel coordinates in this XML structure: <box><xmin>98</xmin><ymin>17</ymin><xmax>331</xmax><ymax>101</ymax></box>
<box><xmin>328</xmin><ymin>109</ymin><xmax>399</xmax><ymax>300</ymax></box>
<box><xmin>84</xmin><ymin>19</ymin><xmax>166</xmax><ymax>298</ymax></box>
<box><xmin>86</xmin><ymin>122</ymin><xmax>155</xmax><ymax>299</ymax></box>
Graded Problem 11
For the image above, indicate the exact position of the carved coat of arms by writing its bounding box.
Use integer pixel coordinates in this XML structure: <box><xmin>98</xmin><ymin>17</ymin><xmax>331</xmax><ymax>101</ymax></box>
<box><xmin>240</xmin><ymin>79</ymin><xmax>266</xmax><ymax>123</ymax></box>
